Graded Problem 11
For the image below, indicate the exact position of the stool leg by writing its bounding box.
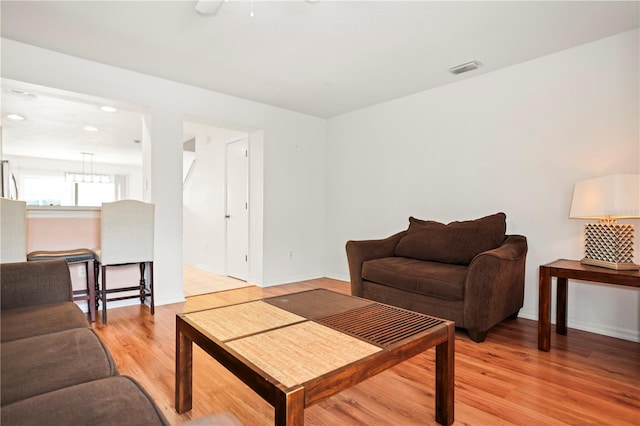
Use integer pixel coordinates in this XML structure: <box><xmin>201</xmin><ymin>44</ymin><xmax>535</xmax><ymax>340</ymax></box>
<box><xmin>139</xmin><ymin>262</ymin><xmax>146</xmax><ymax>305</ymax></box>
<box><xmin>87</xmin><ymin>260</ymin><xmax>96</xmax><ymax>323</ymax></box>
<box><xmin>94</xmin><ymin>262</ymin><xmax>100</xmax><ymax>315</ymax></box>
<box><xmin>150</xmin><ymin>261</ymin><xmax>155</xmax><ymax>315</ymax></box>
<box><xmin>102</xmin><ymin>265</ymin><xmax>108</xmax><ymax>324</ymax></box>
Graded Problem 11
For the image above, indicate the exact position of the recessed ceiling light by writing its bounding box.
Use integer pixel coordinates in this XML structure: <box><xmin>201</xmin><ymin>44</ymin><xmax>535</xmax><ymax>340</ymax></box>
<box><xmin>7</xmin><ymin>113</ymin><xmax>26</xmax><ymax>121</ymax></box>
<box><xmin>100</xmin><ymin>106</ymin><xmax>117</xmax><ymax>113</ymax></box>
<box><xmin>83</xmin><ymin>126</ymin><xmax>98</xmax><ymax>132</ymax></box>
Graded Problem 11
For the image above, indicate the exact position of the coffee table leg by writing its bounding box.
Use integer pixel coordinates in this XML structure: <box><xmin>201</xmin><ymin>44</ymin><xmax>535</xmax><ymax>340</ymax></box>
<box><xmin>435</xmin><ymin>322</ymin><xmax>455</xmax><ymax>426</ymax></box>
<box><xmin>274</xmin><ymin>385</ymin><xmax>304</xmax><ymax>426</ymax></box>
<box><xmin>175</xmin><ymin>318</ymin><xmax>193</xmax><ymax>413</ymax></box>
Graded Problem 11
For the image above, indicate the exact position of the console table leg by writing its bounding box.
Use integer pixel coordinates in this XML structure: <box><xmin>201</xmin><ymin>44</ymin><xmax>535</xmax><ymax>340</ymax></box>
<box><xmin>435</xmin><ymin>322</ymin><xmax>455</xmax><ymax>426</ymax></box>
<box><xmin>538</xmin><ymin>266</ymin><xmax>551</xmax><ymax>351</ymax></box>
<box><xmin>275</xmin><ymin>385</ymin><xmax>304</xmax><ymax>426</ymax></box>
<box><xmin>556</xmin><ymin>277</ymin><xmax>568</xmax><ymax>335</ymax></box>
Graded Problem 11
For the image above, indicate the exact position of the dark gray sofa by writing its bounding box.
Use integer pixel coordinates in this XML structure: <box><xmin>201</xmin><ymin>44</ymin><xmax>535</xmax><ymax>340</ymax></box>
<box><xmin>346</xmin><ymin>212</ymin><xmax>528</xmax><ymax>342</ymax></box>
<box><xmin>0</xmin><ymin>260</ymin><xmax>169</xmax><ymax>426</ymax></box>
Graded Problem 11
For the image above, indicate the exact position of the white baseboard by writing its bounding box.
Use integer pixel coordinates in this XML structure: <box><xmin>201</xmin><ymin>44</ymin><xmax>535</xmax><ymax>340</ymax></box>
<box><xmin>156</xmin><ymin>294</ymin><xmax>187</xmax><ymax>306</ymax></box>
<box><xmin>324</xmin><ymin>273</ymin><xmax>349</xmax><ymax>283</ymax></box>
<box><xmin>260</xmin><ymin>273</ymin><xmax>325</xmax><ymax>288</ymax></box>
<box><xmin>193</xmin><ymin>264</ymin><xmax>225</xmax><ymax>275</ymax></box>
<box><xmin>518</xmin><ymin>309</ymin><xmax>639</xmax><ymax>343</ymax></box>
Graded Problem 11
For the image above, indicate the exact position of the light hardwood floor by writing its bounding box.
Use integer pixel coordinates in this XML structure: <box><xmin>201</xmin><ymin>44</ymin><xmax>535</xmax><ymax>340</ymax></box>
<box><xmin>93</xmin><ymin>279</ymin><xmax>639</xmax><ymax>425</ymax></box>
<box><xmin>182</xmin><ymin>265</ymin><xmax>250</xmax><ymax>297</ymax></box>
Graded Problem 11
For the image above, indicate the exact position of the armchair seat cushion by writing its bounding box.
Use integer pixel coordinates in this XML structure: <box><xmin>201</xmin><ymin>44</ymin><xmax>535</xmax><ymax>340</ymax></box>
<box><xmin>362</xmin><ymin>257</ymin><xmax>467</xmax><ymax>301</ymax></box>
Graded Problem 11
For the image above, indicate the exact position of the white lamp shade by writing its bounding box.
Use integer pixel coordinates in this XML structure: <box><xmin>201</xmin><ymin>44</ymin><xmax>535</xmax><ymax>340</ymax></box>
<box><xmin>569</xmin><ymin>174</ymin><xmax>640</xmax><ymax>219</ymax></box>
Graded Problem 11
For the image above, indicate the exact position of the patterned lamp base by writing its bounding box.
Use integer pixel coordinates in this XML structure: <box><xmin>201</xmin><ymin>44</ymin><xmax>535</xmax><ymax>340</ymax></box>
<box><xmin>581</xmin><ymin>222</ymin><xmax>639</xmax><ymax>270</ymax></box>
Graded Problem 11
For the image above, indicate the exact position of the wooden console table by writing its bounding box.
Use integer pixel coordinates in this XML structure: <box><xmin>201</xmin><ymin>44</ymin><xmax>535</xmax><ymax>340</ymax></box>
<box><xmin>538</xmin><ymin>259</ymin><xmax>640</xmax><ymax>351</ymax></box>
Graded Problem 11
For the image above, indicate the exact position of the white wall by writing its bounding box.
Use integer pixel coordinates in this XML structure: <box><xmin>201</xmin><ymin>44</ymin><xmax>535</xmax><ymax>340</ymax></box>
<box><xmin>4</xmin><ymin>30</ymin><xmax>638</xmax><ymax>342</ymax></box>
<box><xmin>325</xmin><ymin>30</ymin><xmax>640</xmax><ymax>341</ymax></box>
<box><xmin>248</xmin><ymin>130</ymin><xmax>264</xmax><ymax>285</ymax></box>
<box><xmin>1</xmin><ymin>38</ymin><xmax>327</xmax><ymax>302</ymax></box>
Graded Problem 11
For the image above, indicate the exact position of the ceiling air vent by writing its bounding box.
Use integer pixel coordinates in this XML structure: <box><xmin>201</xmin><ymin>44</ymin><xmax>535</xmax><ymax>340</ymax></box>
<box><xmin>449</xmin><ymin>61</ymin><xmax>482</xmax><ymax>75</ymax></box>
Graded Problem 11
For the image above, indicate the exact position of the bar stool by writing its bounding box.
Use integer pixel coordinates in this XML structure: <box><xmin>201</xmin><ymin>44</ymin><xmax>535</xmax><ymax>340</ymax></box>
<box><xmin>27</xmin><ymin>249</ymin><xmax>98</xmax><ymax>323</ymax></box>
<box><xmin>0</xmin><ymin>198</ymin><xmax>27</xmax><ymax>263</ymax></box>
<box><xmin>97</xmin><ymin>200</ymin><xmax>155</xmax><ymax>324</ymax></box>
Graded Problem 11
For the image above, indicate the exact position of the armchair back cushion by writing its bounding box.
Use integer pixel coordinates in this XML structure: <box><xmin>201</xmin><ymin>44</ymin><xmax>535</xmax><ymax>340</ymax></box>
<box><xmin>394</xmin><ymin>212</ymin><xmax>506</xmax><ymax>265</ymax></box>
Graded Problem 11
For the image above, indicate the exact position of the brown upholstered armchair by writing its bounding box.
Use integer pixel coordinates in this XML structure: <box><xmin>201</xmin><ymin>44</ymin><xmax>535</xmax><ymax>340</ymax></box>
<box><xmin>346</xmin><ymin>213</ymin><xmax>527</xmax><ymax>342</ymax></box>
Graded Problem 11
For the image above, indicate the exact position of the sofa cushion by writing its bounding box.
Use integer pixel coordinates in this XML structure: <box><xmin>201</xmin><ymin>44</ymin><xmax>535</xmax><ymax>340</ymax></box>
<box><xmin>394</xmin><ymin>212</ymin><xmax>506</xmax><ymax>265</ymax></box>
<box><xmin>1</xmin><ymin>302</ymin><xmax>90</xmax><ymax>342</ymax></box>
<box><xmin>362</xmin><ymin>257</ymin><xmax>467</xmax><ymax>301</ymax></box>
<box><xmin>0</xmin><ymin>376</ymin><xmax>169</xmax><ymax>426</ymax></box>
<box><xmin>1</xmin><ymin>328</ymin><xmax>118</xmax><ymax>405</ymax></box>
<box><xmin>1</xmin><ymin>260</ymin><xmax>73</xmax><ymax>310</ymax></box>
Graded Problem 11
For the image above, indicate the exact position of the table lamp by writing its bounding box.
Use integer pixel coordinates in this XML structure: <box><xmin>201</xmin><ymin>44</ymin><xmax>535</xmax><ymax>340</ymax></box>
<box><xmin>569</xmin><ymin>174</ymin><xmax>640</xmax><ymax>270</ymax></box>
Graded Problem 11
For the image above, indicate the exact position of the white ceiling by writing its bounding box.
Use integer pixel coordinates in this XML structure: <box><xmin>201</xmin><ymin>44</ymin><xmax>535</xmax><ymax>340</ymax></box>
<box><xmin>1</xmin><ymin>1</ymin><xmax>638</xmax><ymax>164</ymax></box>
<box><xmin>2</xmin><ymin>79</ymin><xmax>147</xmax><ymax>165</ymax></box>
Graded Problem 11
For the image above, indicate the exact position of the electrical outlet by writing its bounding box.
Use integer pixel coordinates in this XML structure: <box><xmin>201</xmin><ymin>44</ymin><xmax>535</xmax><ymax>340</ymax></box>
<box><xmin>289</xmin><ymin>250</ymin><xmax>293</xmax><ymax>259</ymax></box>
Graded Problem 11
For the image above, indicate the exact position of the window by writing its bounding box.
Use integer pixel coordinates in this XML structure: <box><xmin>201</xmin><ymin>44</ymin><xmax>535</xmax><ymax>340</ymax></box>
<box><xmin>77</xmin><ymin>182</ymin><xmax>117</xmax><ymax>206</ymax></box>
<box><xmin>22</xmin><ymin>174</ymin><xmax>124</xmax><ymax>206</ymax></box>
<box><xmin>24</xmin><ymin>176</ymin><xmax>73</xmax><ymax>206</ymax></box>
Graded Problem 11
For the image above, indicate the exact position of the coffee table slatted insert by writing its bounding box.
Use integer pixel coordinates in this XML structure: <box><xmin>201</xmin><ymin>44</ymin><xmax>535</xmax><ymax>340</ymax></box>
<box><xmin>317</xmin><ymin>303</ymin><xmax>445</xmax><ymax>347</ymax></box>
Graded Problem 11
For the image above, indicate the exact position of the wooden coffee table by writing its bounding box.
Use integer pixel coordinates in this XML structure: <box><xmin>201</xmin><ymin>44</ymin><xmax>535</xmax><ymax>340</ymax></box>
<box><xmin>175</xmin><ymin>289</ymin><xmax>455</xmax><ymax>425</ymax></box>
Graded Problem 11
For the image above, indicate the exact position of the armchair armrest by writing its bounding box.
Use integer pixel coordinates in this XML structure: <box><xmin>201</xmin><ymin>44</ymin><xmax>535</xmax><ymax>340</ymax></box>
<box><xmin>1</xmin><ymin>260</ymin><xmax>74</xmax><ymax>310</ymax></box>
<box><xmin>345</xmin><ymin>231</ymin><xmax>407</xmax><ymax>297</ymax></box>
<box><xmin>464</xmin><ymin>235</ymin><xmax>528</xmax><ymax>332</ymax></box>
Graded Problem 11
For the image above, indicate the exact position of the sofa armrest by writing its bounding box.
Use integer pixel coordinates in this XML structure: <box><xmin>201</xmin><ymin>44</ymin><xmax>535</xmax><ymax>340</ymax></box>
<box><xmin>345</xmin><ymin>231</ymin><xmax>407</xmax><ymax>297</ymax></box>
<box><xmin>1</xmin><ymin>260</ymin><xmax>74</xmax><ymax>310</ymax></box>
<box><xmin>463</xmin><ymin>235</ymin><xmax>528</xmax><ymax>331</ymax></box>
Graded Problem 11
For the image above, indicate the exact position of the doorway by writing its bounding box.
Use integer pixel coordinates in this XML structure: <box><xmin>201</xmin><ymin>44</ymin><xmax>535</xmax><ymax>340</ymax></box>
<box><xmin>183</xmin><ymin>122</ymin><xmax>256</xmax><ymax>295</ymax></box>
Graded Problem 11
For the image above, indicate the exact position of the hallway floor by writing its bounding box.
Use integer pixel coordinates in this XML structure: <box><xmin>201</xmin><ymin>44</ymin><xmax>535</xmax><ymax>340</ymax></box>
<box><xmin>183</xmin><ymin>265</ymin><xmax>250</xmax><ymax>297</ymax></box>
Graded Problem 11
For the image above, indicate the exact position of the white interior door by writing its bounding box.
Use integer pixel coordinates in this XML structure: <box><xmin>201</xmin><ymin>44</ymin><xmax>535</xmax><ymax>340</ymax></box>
<box><xmin>225</xmin><ymin>138</ymin><xmax>249</xmax><ymax>281</ymax></box>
